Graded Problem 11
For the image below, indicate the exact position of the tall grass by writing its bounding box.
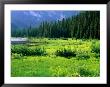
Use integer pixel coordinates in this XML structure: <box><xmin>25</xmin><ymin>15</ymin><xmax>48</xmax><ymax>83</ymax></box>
<box><xmin>11</xmin><ymin>38</ymin><xmax>100</xmax><ymax>77</ymax></box>
<box><xmin>91</xmin><ymin>41</ymin><xmax>100</xmax><ymax>58</ymax></box>
<box><xmin>76</xmin><ymin>51</ymin><xmax>90</xmax><ymax>60</ymax></box>
<box><xmin>55</xmin><ymin>48</ymin><xmax>76</xmax><ymax>58</ymax></box>
<box><xmin>91</xmin><ymin>41</ymin><xmax>100</xmax><ymax>53</ymax></box>
<box><xmin>11</xmin><ymin>45</ymin><xmax>47</xmax><ymax>56</ymax></box>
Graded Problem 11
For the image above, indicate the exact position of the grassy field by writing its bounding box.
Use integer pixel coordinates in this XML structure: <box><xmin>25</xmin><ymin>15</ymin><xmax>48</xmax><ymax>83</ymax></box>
<box><xmin>11</xmin><ymin>38</ymin><xmax>100</xmax><ymax>77</ymax></box>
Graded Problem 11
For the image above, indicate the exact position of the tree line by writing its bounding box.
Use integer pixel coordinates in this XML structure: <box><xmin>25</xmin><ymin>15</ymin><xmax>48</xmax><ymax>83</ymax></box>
<box><xmin>11</xmin><ymin>11</ymin><xmax>100</xmax><ymax>39</ymax></box>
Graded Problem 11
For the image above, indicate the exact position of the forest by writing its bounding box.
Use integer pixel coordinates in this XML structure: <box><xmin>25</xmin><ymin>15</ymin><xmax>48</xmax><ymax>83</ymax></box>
<box><xmin>11</xmin><ymin>11</ymin><xmax>100</xmax><ymax>39</ymax></box>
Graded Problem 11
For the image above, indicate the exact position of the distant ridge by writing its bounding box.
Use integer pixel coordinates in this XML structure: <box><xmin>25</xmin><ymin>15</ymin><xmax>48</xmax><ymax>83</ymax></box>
<box><xmin>11</xmin><ymin>11</ymin><xmax>79</xmax><ymax>29</ymax></box>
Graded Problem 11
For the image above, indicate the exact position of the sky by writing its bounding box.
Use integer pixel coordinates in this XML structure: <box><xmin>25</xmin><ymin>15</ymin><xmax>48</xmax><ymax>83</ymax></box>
<box><xmin>11</xmin><ymin>10</ymin><xmax>79</xmax><ymax>21</ymax></box>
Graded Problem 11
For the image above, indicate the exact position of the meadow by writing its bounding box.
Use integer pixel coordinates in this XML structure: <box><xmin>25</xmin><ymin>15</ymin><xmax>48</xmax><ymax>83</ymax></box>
<box><xmin>11</xmin><ymin>38</ymin><xmax>100</xmax><ymax>77</ymax></box>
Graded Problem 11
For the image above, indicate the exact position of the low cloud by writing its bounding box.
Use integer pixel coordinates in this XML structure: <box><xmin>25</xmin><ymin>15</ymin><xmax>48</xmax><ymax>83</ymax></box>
<box><xmin>29</xmin><ymin>11</ymin><xmax>42</xmax><ymax>18</ymax></box>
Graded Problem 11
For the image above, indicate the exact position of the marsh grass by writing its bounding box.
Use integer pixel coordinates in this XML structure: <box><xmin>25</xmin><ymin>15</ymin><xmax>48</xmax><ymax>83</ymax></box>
<box><xmin>11</xmin><ymin>38</ymin><xmax>100</xmax><ymax>77</ymax></box>
<box><xmin>11</xmin><ymin>45</ymin><xmax>47</xmax><ymax>56</ymax></box>
<box><xmin>55</xmin><ymin>48</ymin><xmax>76</xmax><ymax>58</ymax></box>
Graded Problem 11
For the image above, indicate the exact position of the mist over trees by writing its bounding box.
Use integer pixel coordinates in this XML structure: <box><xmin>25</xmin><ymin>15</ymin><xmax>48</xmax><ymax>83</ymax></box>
<box><xmin>11</xmin><ymin>11</ymin><xmax>100</xmax><ymax>39</ymax></box>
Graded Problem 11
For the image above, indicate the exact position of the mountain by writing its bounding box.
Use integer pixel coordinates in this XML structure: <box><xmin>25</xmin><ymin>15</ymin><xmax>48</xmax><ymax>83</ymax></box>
<box><xmin>11</xmin><ymin>11</ymin><xmax>79</xmax><ymax>29</ymax></box>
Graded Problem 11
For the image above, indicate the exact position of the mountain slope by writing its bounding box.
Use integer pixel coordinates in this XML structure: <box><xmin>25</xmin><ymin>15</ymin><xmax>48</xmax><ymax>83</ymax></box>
<box><xmin>11</xmin><ymin>11</ymin><xmax>79</xmax><ymax>29</ymax></box>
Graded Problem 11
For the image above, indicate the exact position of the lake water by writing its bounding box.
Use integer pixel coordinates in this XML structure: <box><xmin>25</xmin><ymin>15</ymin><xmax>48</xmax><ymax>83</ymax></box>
<box><xmin>11</xmin><ymin>37</ymin><xmax>28</xmax><ymax>44</ymax></box>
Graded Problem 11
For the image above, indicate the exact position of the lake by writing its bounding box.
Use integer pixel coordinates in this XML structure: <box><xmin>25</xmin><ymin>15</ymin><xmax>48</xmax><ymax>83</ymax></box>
<box><xmin>11</xmin><ymin>37</ymin><xmax>28</xmax><ymax>44</ymax></box>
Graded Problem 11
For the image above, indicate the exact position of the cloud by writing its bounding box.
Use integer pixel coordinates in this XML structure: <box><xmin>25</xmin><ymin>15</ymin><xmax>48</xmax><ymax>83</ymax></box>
<box><xmin>29</xmin><ymin>11</ymin><xmax>42</xmax><ymax>18</ymax></box>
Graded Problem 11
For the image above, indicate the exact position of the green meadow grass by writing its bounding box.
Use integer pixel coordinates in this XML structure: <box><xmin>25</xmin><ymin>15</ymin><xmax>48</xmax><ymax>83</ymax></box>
<box><xmin>11</xmin><ymin>38</ymin><xmax>100</xmax><ymax>77</ymax></box>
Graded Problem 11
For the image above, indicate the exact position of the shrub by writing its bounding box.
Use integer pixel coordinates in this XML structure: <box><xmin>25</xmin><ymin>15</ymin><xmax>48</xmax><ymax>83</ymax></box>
<box><xmin>78</xmin><ymin>67</ymin><xmax>99</xmax><ymax>77</ymax></box>
<box><xmin>91</xmin><ymin>41</ymin><xmax>100</xmax><ymax>53</ymax></box>
<box><xmin>20</xmin><ymin>46</ymin><xmax>30</xmax><ymax>56</ymax></box>
<box><xmin>60</xmin><ymin>37</ymin><xmax>68</xmax><ymax>40</ymax></box>
<box><xmin>76</xmin><ymin>51</ymin><xmax>90</xmax><ymax>60</ymax></box>
<box><xmin>11</xmin><ymin>45</ymin><xmax>47</xmax><ymax>56</ymax></box>
<box><xmin>12</xmin><ymin>53</ymin><xmax>23</xmax><ymax>59</ymax></box>
<box><xmin>94</xmin><ymin>53</ymin><xmax>100</xmax><ymax>58</ymax></box>
<box><xmin>11</xmin><ymin>46</ymin><xmax>29</xmax><ymax>56</ymax></box>
<box><xmin>79</xmin><ymin>68</ymin><xmax>92</xmax><ymax>77</ymax></box>
<box><xmin>11</xmin><ymin>45</ymin><xmax>20</xmax><ymax>53</ymax></box>
<box><xmin>55</xmin><ymin>48</ymin><xmax>76</xmax><ymax>58</ymax></box>
<box><xmin>29</xmin><ymin>47</ymin><xmax>47</xmax><ymax>56</ymax></box>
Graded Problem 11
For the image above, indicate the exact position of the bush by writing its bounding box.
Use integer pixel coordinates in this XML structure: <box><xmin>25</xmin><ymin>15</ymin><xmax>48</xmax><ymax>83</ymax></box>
<box><xmin>29</xmin><ymin>47</ymin><xmax>47</xmax><ymax>56</ymax></box>
<box><xmin>91</xmin><ymin>41</ymin><xmax>100</xmax><ymax>53</ymax></box>
<box><xmin>11</xmin><ymin>45</ymin><xmax>21</xmax><ymax>54</ymax></box>
<box><xmin>79</xmin><ymin>68</ymin><xmax>92</xmax><ymax>77</ymax></box>
<box><xmin>60</xmin><ymin>37</ymin><xmax>68</xmax><ymax>40</ymax></box>
<box><xmin>94</xmin><ymin>53</ymin><xmax>100</xmax><ymax>58</ymax></box>
<box><xmin>12</xmin><ymin>53</ymin><xmax>23</xmax><ymax>59</ymax></box>
<box><xmin>55</xmin><ymin>48</ymin><xmax>76</xmax><ymax>58</ymax></box>
<box><xmin>76</xmin><ymin>51</ymin><xmax>90</xmax><ymax>60</ymax></box>
<box><xmin>11</xmin><ymin>46</ymin><xmax>30</xmax><ymax>56</ymax></box>
<box><xmin>78</xmin><ymin>67</ymin><xmax>99</xmax><ymax>77</ymax></box>
<box><xmin>11</xmin><ymin>45</ymin><xmax>47</xmax><ymax>56</ymax></box>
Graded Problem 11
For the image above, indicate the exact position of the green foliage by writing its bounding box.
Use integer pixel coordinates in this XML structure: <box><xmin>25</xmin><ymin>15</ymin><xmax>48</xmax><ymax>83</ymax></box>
<box><xmin>55</xmin><ymin>48</ymin><xmax>76</xmax><ymax>58</ymax></box>
<box><xmin>50</xmin><ymin>66</ymin><xmax>68</xmax><ymax>77</ymax></box>
<box><xmin>12</xmin><ymin>53</ymin><xmax>23</xmax><ymax>59</ymax></box>
<box><xmin>11</xmin><ymin>46</ymin><xmax>30</xmax><ymax>56</ymax></box>
<box><xmin>94</xmin><ymin>53</ymin><xmax>100</xmax><ymax>58</ymax></box>
<box><xmin>11</xmin><ymin>38</ymin><xmax>100</xmax><ymax>77</ymax></box>
<box><xmin>91</xmin><ymin>41</ymin><xmax>100</xmax><ymax>53</ymax></box>
<box><xmin>11</xmin><ymin>45</ymin><xmax>47</xmax><ymax>56</ymax></box>
<box><xmin>79</xmin><ymin>68</ymin><xmax>93</xmax><ymax>77</ymax></box>
<box><xmin>11</xmin><ymin>45</ymin><xmax>20</xmax><ymax>54</ymax></box>
<box><xmin>60</xmin><ymin>37</ymin><xmax>68</xmax><ymax>40</ymax></box>
<box><xmin>78</xmin><ymin>67</ymin><xmax>99</xmax><ymax>77</ymax></box>
<box><xmin>76</xmin><ymin>51</ymin><xmax>90</xmax><ymax>60</ymax></box>
<box><xmin>30</xmin><ymin>47</ymin><xmax>47</xmax><ymax>56</ymax></box>
<box><xmin>11</xmin><ymin>56</ymin><xmax>100</xmax><ymax>77</ymax></box>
